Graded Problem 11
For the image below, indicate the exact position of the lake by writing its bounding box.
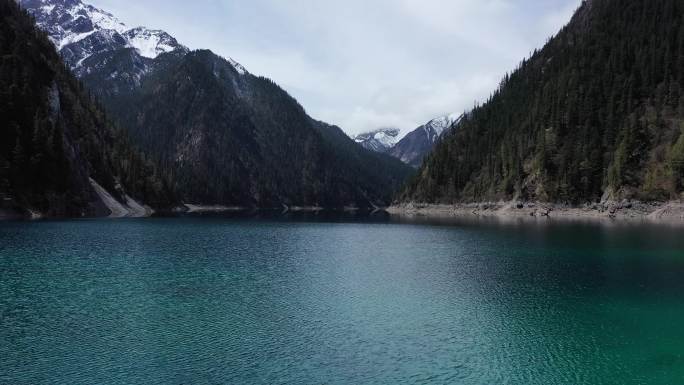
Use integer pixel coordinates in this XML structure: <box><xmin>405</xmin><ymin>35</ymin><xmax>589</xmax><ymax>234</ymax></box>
<box><xmin>1</xmin><ymin>216</ymin><xmax>683</xmax><ymax>384</ymax></box>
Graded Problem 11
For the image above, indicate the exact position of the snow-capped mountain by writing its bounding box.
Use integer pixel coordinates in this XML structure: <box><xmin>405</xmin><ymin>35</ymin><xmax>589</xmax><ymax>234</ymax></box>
<box><xmin>353</xmin><ymin>128</ymin><xmax>402</xmax><ymax>153</ymax></box>
<box><xmin>18</xmin><ymin>0</ymin><xmax>185</xmax><ymax>69</ymax></box>
<box><xmin>18</xmin><ymin>0</ymin><xmax>248</xmax><ymax>76</ymax></box>
<box><xmin>355</xmin><ymin>114</ymin><xmax>461</xmax><ymax>168</ymax></box>
<box><xmin>390</xmin><ymin>113</ymin><xmax>462</xmax><ymax>168</ymax></box>
<box><xmin>123</xmin><ymin>27</ymin><xmax>182</xmax><ymax>59</ymax></box>
<box><xmin>18</xmin><ymin>0</ymin><xmax>250</xmax><ymax>101</ymax></box>
<box><xmin>422</xmin><ymin>113</ymin><xmax>461</xmax><ymax>141</ymax></box>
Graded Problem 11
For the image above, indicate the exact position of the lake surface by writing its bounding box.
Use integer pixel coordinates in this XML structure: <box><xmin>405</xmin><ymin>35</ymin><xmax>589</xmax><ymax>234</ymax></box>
<box><xmin>1</xmin><ymin>216</ymin><xmax>684</xmax><ymax>384</ymax></box>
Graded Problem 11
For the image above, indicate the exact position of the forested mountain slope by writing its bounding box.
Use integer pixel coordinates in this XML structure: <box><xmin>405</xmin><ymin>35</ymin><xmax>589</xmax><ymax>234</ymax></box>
<box><xmin>0</xmin><ymin>0</ymin><xmax>174</xmax><ymax>217</ymax></box>
<box><xmin>21</xmin><ymin>0</ymin><xmax>412</xmax><ymax>209</ymax></box>
<box><xmin>400</xmin><ymin>0</ymin><xmax>684</xmax><ymax>204</ymax></box>
<box><xmin>92</xmin><ymin>50</ymin><xmax>412</xmax><ymax>207</ymax></box>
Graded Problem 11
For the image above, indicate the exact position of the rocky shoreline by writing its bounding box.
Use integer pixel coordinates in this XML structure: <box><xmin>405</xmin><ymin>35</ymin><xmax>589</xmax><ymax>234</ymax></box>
<box><xmin>388</xmin><ymin>201</ymin><xmax>684</xmax><ymax>223</ymax></box>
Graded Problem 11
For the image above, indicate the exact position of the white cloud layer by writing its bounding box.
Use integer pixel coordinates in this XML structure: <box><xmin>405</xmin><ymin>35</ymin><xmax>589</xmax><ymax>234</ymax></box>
<box><xmin>89</xmin><ymin>0</ymin><xmax>581</xmax><ymax>135</ymax></box>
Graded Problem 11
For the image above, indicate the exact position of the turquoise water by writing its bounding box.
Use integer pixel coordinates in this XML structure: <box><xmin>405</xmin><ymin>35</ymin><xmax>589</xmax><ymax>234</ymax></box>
<box><xmin>1</xmin><ymin>217</ymin><xmax>684</xmax><ymax>384</ymax></box>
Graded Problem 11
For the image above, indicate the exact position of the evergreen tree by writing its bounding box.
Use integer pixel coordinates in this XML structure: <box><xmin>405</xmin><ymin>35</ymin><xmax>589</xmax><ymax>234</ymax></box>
<box><xmin>0</xmin><ymin>0</ymin><xmax>176</xmax><ymax>216</ymax></box>
<box><xmin>401</xmin><ymin>0</ymin><xmax>684</xmax><ymax>204</ymax></box>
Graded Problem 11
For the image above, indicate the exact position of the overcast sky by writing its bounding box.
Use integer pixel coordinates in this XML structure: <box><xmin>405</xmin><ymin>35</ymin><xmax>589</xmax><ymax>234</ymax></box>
<box><xmin>89</xmin><ymin>0</ymin><xmax>582</xmax><ymax>136</ymax></box>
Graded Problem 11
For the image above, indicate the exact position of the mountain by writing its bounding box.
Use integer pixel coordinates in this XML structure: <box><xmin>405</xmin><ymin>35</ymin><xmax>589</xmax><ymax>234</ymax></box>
<box><xmin>20</xmin><ymin>0</ymin><xmax>413</xmax><ymax>208</ymax></box>
<box><xmin>390</xmin><ymin>114</ymin><xmax>461</xmax><ymax>168</ymax></box>
<box><xmin>0</xmin><ymin>0</ymin><xmax>175</xmax><ymax>218</ymax></box>
<box><xmin>19</xmin><ymin>0</ymin><xmax>187</xmax><ymax>70</ymax></box>
<box><xmin>18</xmin><ymin>0</ymin><xmax>193</xmax><ymax>97</ymax></box>
<box><xmin>102</xmin><ymin>50</ymin><xmax>412</xmax><ymax>207</ymax></box>
<box><xmin>354</xmin><ymin>115</ymin><xmax>460</xmax><ymax>168</ymax></box>
<box><xmin>354</xmin><ymin>128</ymin><xmax>401</xmax><ymax>153</ymax></box>
<box><xmin>400</xmin><ymin>0</ymin><xmax>684</xmax><ymax>205</ymax></box>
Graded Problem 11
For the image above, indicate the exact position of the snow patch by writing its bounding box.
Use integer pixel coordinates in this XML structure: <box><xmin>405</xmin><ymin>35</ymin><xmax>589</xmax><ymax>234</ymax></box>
<box><xmin>425</xmin><ymin>113</ymin><xmax>463</xmax><ymax>138</ymax></box>
<box><xmin>87</xmin><ymin>8</ymin><xmax>127</xmax><ymax>34</ymax></box>
<box><xmin>374</xmin><ymin>130</ymin><xmax>399</xmax><ymax>148</ymax></box>
<box><xmin>228</xmin><ymin>58</ymin><xmax>247</xmax><ymax>75</ymax></box>
<box><xmin>353</xmin><ymin>128</ymin><xmax>401</xmax><ymax>153</ymax></box>
<box><xmin>127</xmin><ymin>32</ymin><xmax>163</xmax><ymax>58</ymax></box>
<box><xmin>125</xmin><ymin>28</ymin><xmax>179</xmax><ymax>59</ymax></box>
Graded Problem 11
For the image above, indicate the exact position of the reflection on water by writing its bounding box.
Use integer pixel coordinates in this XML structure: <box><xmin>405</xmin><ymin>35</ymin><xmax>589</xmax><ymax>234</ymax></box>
<box><xmin>0</xmin><ymin>216</ymin><xmax>683</xmax><ymax>384</ymax></box>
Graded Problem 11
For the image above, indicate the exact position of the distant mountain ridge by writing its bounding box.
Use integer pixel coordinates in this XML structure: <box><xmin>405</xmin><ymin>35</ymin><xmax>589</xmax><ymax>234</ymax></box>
<box><xmin>390</xmin><ymin>114</ymin><xmax>462</xmax><ymax>168</ymax></box>
<box><xmin>355</xmin><ymin>114</ymin><xmax>462</xmax><ymax>168</ymax></box>
<box><xmin>354</xmin><ymin>128</ymin><xmax>401</xmax><ymax>153</ymax></box>
<box><xmin>20</xmin><ymin>0</ymin><xmax>413</xmax><ymax>208</ymax></box>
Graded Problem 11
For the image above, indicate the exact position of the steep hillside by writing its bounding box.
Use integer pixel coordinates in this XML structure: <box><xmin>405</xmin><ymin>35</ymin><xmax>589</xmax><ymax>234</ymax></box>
<box><xmin>21</xmin><ymin>0</ymin><xmax>412</xmax><ymax>209</ymax></box>
<box><xmin>0</xmin><ymin>0</ymin><xmax>174</xmax><ymax>217</ymax></box>
<box><xmin>104</xmin><ymin>50</ymin><xmax>412</xmax><ymax>207</ymax></box>
<box><xmin>401</xmin><ymin>0</ymin><xmax>684</xmax><ymax>204</ymax></box>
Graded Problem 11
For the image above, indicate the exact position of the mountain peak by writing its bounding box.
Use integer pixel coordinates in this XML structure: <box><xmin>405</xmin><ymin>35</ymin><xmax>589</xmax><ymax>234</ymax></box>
<box><xmin>227</xmin><ymin>57</ymin><xmax>248</xmax><ymax>75</ymax></box>
<box><xmin>351</xmin><ymin>113</ymin><xmax>461</xmax><ymax>168</ymax></box>
<box><xmin>123</xmin><ymin>27</ymin><xmax>183</xmax><ymax>59</ymax></box>
<box><xmin>354</xmin><ymin>128</ymin><xmax>401</xmax><ymax>153</ymax></box>
<box><xmin>426</xmin><ymin>113</ymin><xmax>462</xmax><ymax>137</ymax></box>
<box><xmin>19</xmin><ymin>0</ymin><xmax>186</xmax><ymax>63</ymax></box>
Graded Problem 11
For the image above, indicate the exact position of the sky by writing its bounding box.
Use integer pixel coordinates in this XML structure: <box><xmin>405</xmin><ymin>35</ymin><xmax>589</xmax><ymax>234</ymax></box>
<box><xmin>89</xmin><ymin>0</ymin><xmax>582</xmax><ymax>136</ymax></box>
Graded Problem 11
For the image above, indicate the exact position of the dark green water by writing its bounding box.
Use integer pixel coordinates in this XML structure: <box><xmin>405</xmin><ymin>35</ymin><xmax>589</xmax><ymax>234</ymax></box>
<box><xmin>1</xmin><ymin>217</ymin><xmax>684</xmax><ymax>384</ymax></box>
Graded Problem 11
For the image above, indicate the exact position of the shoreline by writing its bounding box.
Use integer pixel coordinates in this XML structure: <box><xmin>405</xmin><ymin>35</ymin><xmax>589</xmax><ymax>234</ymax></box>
<box><xmin>0</xmin><ymin>204</ymin><xmax>379</xmax><ymax>221</ymax></box>
<box><xmin>181</xmin><ymin>204</ymin><xmax>370</xmax><ymax>214</ymax></box>
<box><xmin>387</xmin><ymin>201</ymin><xmax>684</xmax><ymax>224</ymax></box>
<box><xmin>183</xmin><ymin>204</ymin><xmax>247</xmax><ymax>214</ymax></box>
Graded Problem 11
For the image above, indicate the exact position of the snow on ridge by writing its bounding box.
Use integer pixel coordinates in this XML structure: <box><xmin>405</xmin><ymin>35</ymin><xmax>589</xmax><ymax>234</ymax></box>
<box><xmin>80</xmin><ymin>4</ymin><xmax>128</xmax><ymax>34</ymax></box>
<box><xmin>353</xmin><ymin>128</ymin><xmax>401</xmax><ymax>151</ymax></box>
<box><xmin>57</xmin><ymin>30</ymin><xmax>95</xmax><ymax>50</ymax></box>
<box><xmin>25</xmin><ymin>0</ymin><xmax>183</xmax><ymax>60</ymax></box>
<box><xmin>127</xmin><ymin>32</ymin><xmax>161</xmax><ymax>59</ymax></box>
<box><xmin>228</xmin><ymin>57</ymin><xmax>248</xmax><ymax>75</ymax></box>
<box><xmin>373</xmin><ymin>130</ymin><xmax>400</xmax><ymax>148</ymax></box>
<box><xmin>24</xmin><ymin>0</ymin><xmax>250</xmax><ymax>77</ymax></box>
<box><xmin>426</xmin><ymin>113</ymin><xmax>462</xmax><ymax>136</ymax></box>
<box><xmin>124</xmin><ymin>28</ymin><xmax>180</xmax><ymax>59</ymax></box>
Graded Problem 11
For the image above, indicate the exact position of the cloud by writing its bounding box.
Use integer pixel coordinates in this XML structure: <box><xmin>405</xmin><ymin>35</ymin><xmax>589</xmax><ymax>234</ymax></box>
<box><xmin>89</xmin><ymin>0</ymin><xmax>582</xmax><ymax>136</ymax></box>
